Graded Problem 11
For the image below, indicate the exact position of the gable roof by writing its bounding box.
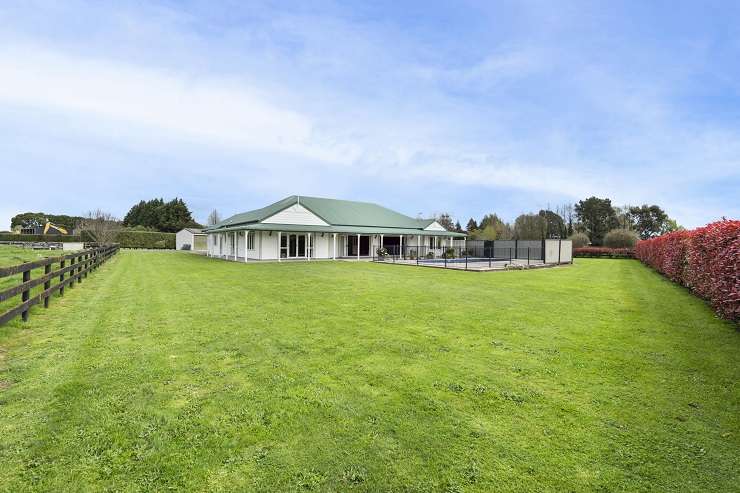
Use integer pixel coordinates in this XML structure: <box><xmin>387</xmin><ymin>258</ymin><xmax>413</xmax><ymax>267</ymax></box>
<box><xmin>205</xmin><ymin>195</ymin><xmax>465</xmax><ymax>237</ymax></box>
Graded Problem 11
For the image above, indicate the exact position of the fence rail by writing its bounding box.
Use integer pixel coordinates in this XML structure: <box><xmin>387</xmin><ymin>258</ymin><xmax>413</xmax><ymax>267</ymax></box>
<box><xmin>0</xmin><ymin>245</ymin><xmax>119</xmax><ymax>326</ymax></box>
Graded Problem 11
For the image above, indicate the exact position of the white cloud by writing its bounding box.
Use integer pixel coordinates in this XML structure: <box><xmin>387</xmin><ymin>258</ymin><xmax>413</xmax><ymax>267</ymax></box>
<box><xmin>0</xmin><ymin>45</ymin><xmax>346</xmax><ymax>164</ymax></box>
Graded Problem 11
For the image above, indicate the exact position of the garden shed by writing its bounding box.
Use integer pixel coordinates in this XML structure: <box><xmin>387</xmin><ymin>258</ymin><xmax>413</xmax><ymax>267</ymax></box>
<box><xmin>176</xmin><ymin>228</ymin><xmax>207</xmax><ymax>252</ymax></box>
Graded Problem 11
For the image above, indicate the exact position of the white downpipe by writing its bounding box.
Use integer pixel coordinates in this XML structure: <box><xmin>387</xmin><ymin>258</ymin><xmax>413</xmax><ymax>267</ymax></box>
<box><xmin>278</xmin><ymin>231</ymin><xmax>282</xmax><ymax>262</ymax></box>
<box><xmin>332</xmin><ymin>233</ymin><xmax>337</xmax><ymax>260</ymax></box>
<box><xmin>308</xmin><ymin>233</ymin><xmax>311</xmax><ymax>261</ymax></box>
<box><xmin>357</xmin><ymin>234</ymin><xmax>360</xmax><ymax>260</ymax></box>
<box><xmin>244</xmin><ymin>231</ymin><xmax>248</xmax><ymax>263</ymax></box>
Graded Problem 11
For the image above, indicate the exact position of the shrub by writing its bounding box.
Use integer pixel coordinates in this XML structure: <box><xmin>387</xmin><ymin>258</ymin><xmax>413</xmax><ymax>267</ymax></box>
<box><xmin>569</xmin><ymin>232</ymin><xmax>589</xmax><ymax>248</ymax></box>
<box><xmin>425</xmin><ymin>252</ymin><xmax>435</xmax><ymax>259</ymax></box>
<box><xmin>604</xmin><ymin>229</ymin><xmax>639</xmax><ymax>248</ymax></box>
<box><xmin>114</xmin><ymin>231</ymin><xmax>175</xmax><ymax>249</ymax></box>
<box><xmin>635</xmin><ymin>219</ymin><xmax>739</xmax><ymax>321</ymax></box>
<box><xmin>376</xmin><ymin>247</ymin><xmax>388</xmax><ymax>259</ymax></box>
<box><xmin>574</xmin><ymin>247</ymin><xmax>634</xmax><ymax>258</ymax></box>
<box><xmin>0</xmin><ymin>233</ymin><xmax>83</xmax><ymax>243</ymax></box>
<box><xmin>444</xmin><ymin>247</ymin><xmax>456</xmax><ymax>258</ymax></box>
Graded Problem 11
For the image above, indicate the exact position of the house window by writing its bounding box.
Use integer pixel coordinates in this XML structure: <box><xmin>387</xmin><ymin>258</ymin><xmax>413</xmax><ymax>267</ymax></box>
<box><xmin>246</xmin><ymin>232</ymin><xmax>254</xmax><ymax>250</ymax></box>
<box><xmin>428</xmin><ymin>237</ymin><xmax>434</xmax><ymax>248</ymax></box>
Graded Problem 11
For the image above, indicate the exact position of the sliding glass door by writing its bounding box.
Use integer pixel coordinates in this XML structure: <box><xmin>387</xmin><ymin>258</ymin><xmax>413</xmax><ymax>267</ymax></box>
<box><xmin>281</xmin><ymin>234</ymin><xmax>310</xmax><ymax>258</ymax></box>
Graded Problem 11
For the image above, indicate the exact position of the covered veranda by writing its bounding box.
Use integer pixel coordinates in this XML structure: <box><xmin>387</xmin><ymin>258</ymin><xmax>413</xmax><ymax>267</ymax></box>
<box><xmin>205</xmin><ymin>225</ymin><xmax>465</xmax><ymax>262</ymax></box>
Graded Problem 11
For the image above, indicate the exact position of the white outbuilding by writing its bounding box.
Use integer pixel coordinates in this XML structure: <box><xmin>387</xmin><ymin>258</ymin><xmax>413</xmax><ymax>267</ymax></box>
<box><xmin>176</xmin><ymin>228</ymin><xmax>207</xmax><ymax>252</ymax></box>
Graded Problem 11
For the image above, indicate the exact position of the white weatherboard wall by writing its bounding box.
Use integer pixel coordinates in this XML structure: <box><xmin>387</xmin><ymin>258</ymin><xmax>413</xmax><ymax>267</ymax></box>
<box><xmin>544</xmin><ymin>239</ymin><xmax>572</xmax><ymax>264</ymax></box>
<box><xmin>262</xmin><ymin>204</ymin><xmax>328</xmax><ymax>226</ymax></box>
<box><xmin>176</xmin><ymin>230</ymin><xmax>192</xmax><ymax>250</ymax></box>
<box><xmin>424</xmin><ymin>221</ymin><xmax>447</xmax><ymax>232</ymax></box>
<box><xmin>259</xmin><ymin>231</ymin><xmax>279</xmax><ymax>260</ymax></box>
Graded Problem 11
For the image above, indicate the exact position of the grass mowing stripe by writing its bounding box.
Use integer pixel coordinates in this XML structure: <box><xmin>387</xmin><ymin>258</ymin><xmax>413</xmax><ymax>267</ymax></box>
<box><xmin>0</xmin><ymin>250</ymin><xmax>737</xmax><ymax>492</ymax></box>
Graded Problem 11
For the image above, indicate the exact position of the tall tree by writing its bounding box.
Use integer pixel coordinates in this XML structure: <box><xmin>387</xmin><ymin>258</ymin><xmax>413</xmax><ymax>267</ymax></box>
<box><xmin>614</xmin><ymin>205</ymin><xmax>635</xmax><ymax>230</ymax></box>
<box><xmin>575</xmin><ymin>197</ymin><xmax>618</xmax><ymax>246</ymax></box>
<box><xmin>662</xmin><ymin>218</ymin><xmax>684</xmax><ymax>234</ymax></box>
<box><xmin>465</xmin><ymin>218</ymin><xmax>478</xmax><ymax>232</ymax></box>
<box><xmin>123</xmin><ymin>198</ymin><xmax>201</xmax><ymax>232</ymax></box>
<box><xmin>557</xmin><ymin>203</ymin><xmax>576</xmax><ymax>236</ymax></box>
<box><xmin>513</xmin><ymin>213</ymin><xmax>547</xmax><ymax>240</ymax></box>
<box><xmin>628</xmin><ymin>204</ymin><xmax>669</xmax><ymax>240</ymax></box>
<box><xmin>476</xmin><ymin>213</ymin><xmax>513</xmax><ymax>240</ymax></box>
<box><xmin>538</xmin><ymin>210</ymin><xmax>567</xmax><ymax>238</ymax></box>
<box><xmin>454</xmin><ymin>221</ymin><xmax>463</xmax><ymax>233</ymax></box>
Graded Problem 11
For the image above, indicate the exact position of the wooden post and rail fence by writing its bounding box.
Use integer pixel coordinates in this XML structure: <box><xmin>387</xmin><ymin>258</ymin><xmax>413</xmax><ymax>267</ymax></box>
<box><xmin>0</xmin><ymin>245</ymin><xmax>119</xmax><ymax>326</ymax></box>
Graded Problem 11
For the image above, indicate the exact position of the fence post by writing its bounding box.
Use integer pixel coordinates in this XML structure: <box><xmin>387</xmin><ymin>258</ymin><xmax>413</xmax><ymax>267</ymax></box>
<box><xmin>444</xmin><ymin>251</ymin><xmax>447</xmax><ymax>268</ymax></box>
<box><xmin>465</xmin><ymin>250</ymin><xmax>468</xmax><ymax>271</ymax></box>
<box><xmin>84</xmin><ymin>253</ymin><xmax>89</xmax><ymax>278</ymax></box>
<box><xmin>509</xmin><ymin>247</ymin><xmax>512</xmax><ymax>264</ymax></box>
<box><xmin>59</xmin><ymin>259</ymin><xmax>66</xmax><ymax>296</ymax></box>
<box><xmin>488</xmin><ymin>245</ymin><xmax>491</xmax><ymax>268</ymax></box>
<box><xmin>69</xmin><ymin>257</ymin><xmax>75</xmax><ymax>289</ymax></box>
<box><xmin>527</xmin><ymin>247</ymin><xmax>530</xmax><ymax>266</ymax></box>
<box><xmin>21</xmin><ymin>270</ymin><xmax>31</xmax><ymax>321</ymax></box>
<box><xmin>558</xmin><ymin>239</ymin><xmax>562</xmax><ymax>264</ymax></box>
<box><xmin>515</xmin><ymin>239</ymin><xmax>518</xmax><ymax>259</ymax></box>
<box><xmin>542</xmin><ymin>239</ymin><xmax>546</xmax><ymax>263</ymax></box>
<box><xmin>44</xmin><ymin>264</ymin><xmax>51</xmax><ymax>308</ymax></box>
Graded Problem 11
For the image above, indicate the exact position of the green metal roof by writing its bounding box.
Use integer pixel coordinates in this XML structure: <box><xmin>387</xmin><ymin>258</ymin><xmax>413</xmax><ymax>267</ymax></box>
<box><xmin>205</xmin><ymin>195</ymin><xmax>465</xmax><ymax>237</ymax></box>
<box><xmin>208</xmin><ymin>222</ymin><xmax>465</xmax><ymax>237</ymax></box>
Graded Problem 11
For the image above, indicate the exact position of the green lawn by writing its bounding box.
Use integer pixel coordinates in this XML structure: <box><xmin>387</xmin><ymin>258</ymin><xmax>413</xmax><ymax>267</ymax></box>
<box><xmin>0</xmin><ymin>250</ymin><xmax>738</xmax><ymax>492</ymax></box>
<box><xmin>0</xmin><ymin>246</ymin><xmax>83</xmax><ymax>315</ymax></box>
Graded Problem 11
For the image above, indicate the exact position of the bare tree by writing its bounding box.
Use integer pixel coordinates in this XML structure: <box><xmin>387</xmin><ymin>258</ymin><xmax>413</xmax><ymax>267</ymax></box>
<box><xmin>77</xmin><ymin>209</ymin><xmax>120</xmax><ymax>245</ymax></box>
<box><xmin>207</xmin><ymin>209</ymin><xmax>222</xmax><ymax>226</ymax></box>
<box><xmin>558</xmin><ymin>203</ymin><xmax>575</xmax><ymax>236</ymax></box>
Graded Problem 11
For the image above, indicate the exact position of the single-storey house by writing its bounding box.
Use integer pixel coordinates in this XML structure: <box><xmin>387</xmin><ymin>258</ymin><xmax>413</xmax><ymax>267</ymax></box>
<box><xmin>204</xmin><ymin>195</ymin><xmax>466</xmax><ymax>261</ymax></box>
<box><xmin>176</xmin><ymin>228</ymin><xmax>207</xmax><ymax>252</ymax></box>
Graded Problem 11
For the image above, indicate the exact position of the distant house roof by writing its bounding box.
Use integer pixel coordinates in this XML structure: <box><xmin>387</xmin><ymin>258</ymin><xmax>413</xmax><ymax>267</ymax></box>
<box><xmin>205</xmin><ymin>195</ymin><xmax>465</xmax><ymax>237</ymax></box>
<box><xmin>182</xmin><ymin>228</ymin><xmax>204</xmax><ymax>234</ymax></box>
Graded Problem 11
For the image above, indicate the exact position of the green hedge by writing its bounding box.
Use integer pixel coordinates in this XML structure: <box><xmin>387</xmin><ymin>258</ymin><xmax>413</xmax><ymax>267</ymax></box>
<box><xmin>0</xmin><ymin>233</ymin><xmax>83</xmax><ymax>242</ymax></box>
<box><xmin>114</xmin><ymin>231</ymin><xmax>175</xmax><ymax>249</ymax></box>
<box><xmin>0</xmin><ymin>231</ymin><xmax>176</xmax><ymax>249</ymax></box>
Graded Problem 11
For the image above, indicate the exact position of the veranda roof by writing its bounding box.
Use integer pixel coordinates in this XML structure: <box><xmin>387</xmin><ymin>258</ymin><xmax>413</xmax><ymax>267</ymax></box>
<box><xmin>208</xmin><ymin>223</ymin><xmax>465</xmax><ymax>237</ymax></box>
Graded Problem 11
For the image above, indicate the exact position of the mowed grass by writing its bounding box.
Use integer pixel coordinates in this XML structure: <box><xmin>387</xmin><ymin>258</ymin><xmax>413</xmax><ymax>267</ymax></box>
<box><xmin>0</xmin><ymin>251</ymin><xmax>738</xmax><ymax>492</ymax></box>
<box><xmin>0</xmin><ymin>246</ymin><xmax>84</xmax><ymax>315</ymax></box>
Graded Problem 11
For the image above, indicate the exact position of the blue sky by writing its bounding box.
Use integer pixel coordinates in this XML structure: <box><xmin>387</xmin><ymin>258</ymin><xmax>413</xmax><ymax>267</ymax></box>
<box><xmin>1</xmin><ymin>0</ymin><xmax>738</xmax><ymax>229</ymax></box>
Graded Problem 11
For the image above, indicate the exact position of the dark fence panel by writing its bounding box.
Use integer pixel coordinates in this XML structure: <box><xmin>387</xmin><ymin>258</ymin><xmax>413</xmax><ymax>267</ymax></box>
<box><xmin>0</xmin><ymin>245</ymin><xmax>119</xmax><ymax>326</ymax></box>
<box><xmin>374</xmin><ymin>242</ymin><xmax>547</xmax><ymax>269</ymax></box>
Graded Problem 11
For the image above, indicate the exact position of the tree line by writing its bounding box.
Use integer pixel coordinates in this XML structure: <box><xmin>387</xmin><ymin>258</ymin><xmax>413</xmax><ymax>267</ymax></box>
<box><xmin>9</xmin><ymin>198</ymin><xmax>203</xmax><ymax>235</ymax></box>
<box><xmin>434</xmin><ymin>197</ymin><xmax>682</xmax><ymax>246</ymax></box>
<box><xmin>122</xmin><ymin>198</ymin><xmax>202</xmax><ymax>232</ymax></box>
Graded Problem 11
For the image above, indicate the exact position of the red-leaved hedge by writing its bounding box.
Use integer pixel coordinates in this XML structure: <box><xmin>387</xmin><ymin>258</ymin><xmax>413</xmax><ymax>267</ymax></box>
<box><xmin>635</xmin><ymin>220</ymin><xmax>739</xmax><ymax>322</ymax></box>
<box><xmin>573</xmin><ymin>247</ymin><xmax>634</xmax><ymax>258</ymax></box>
